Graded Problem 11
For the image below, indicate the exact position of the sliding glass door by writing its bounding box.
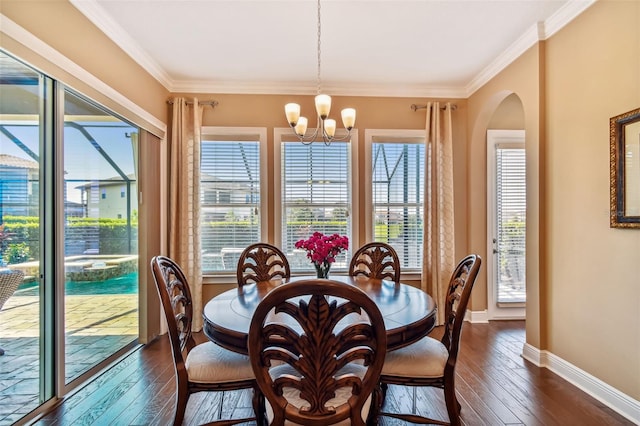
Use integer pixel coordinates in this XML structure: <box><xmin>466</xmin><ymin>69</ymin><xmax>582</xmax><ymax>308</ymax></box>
<box><xmin>62</xmin><ymin>91</ymin><xmax>139</xmax><ymax>384</ymax></box>
<box><xmin>0</xmin><ymin>51</ymin><xmax>139</xmax><ymax>423</ymax></box>
<box><xmin>0</xmin><ymin>51</ymin><xmax>45</xmax><ymax>423</ymax></box>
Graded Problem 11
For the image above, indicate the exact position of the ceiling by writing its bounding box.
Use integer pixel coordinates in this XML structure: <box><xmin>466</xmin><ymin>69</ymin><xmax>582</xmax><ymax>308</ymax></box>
<box><xmin>70</xmin><ymin>0</ymin><xmax>594</xmax><ymax>98</ymax></box>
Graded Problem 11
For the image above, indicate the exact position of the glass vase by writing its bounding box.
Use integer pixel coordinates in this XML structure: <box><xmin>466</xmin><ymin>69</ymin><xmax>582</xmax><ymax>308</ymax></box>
<box><xmin>314</xmin><ymin>262</ymin><xmax>331</xmax><ymax>279</ymax></box>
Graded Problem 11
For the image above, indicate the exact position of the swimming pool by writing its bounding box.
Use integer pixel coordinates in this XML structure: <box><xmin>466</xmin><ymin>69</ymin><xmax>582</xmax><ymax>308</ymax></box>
<box><xmin>16</xmin><ymin>271</ymin><xmax>139</xmax><ymax>296</ymax></box>
<box><xmin>10</xmin><ymin>255</ymin><xmax>138</xmax><ymax>282</ymax></box>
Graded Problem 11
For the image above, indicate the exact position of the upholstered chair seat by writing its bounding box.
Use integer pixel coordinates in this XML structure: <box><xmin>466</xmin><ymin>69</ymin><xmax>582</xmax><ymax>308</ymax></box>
<box><xmin>185</xmin><ymin>341</ymin><xmax>255</xmax><ymax>384</ymax></box>
<box><xmin>381</xmin><ymin>336</ymin><xmax>448</xmax><ymax>378</ymax></box>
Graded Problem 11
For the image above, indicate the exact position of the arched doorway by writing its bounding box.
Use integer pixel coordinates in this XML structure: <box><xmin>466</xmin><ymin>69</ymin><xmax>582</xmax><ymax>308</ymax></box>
<box><xmin>486</xmin><ymin>94</ymin><xmax>526</xmax><ymax>319</ymax></box>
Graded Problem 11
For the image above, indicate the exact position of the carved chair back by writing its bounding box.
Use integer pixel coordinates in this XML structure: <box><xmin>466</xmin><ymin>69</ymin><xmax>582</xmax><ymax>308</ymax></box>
<box><xmin>349</xmin><ymin>242</ymin><xmax>401</xmax><ymax>282</ymax></box>
<box><xmin>237</xmin><ymin>243</ymin><xmax>291</xmax><ymax>288</ymax></box>
<box><xmin>440</xmin><ymin>254</ymin><xmax>482</xmax><ymax>364</ymax></box>
<box><xmin>248</xmin><ymin>279</ymin><xmax>387</xmax><ymax>426</ymax></box>
<box><xmin>150</xmin><ymin>256</ymin><xmax>195</xmax><ymax>371</ymax></box>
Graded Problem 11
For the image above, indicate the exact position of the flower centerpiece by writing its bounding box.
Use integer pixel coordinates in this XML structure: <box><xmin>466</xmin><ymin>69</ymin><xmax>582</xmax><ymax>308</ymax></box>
<box><xmin>295</xmin><ymin>232</ymin><xmax>349</xmax><ymax>279</ymax></box>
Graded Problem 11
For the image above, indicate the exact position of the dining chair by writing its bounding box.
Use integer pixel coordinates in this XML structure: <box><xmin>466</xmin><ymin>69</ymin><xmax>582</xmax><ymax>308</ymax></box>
<box><xmin>248</xmin><ymin>279</ymin><xmax>387</xmax><ymax>426</ymax></box>
<box><xmin>0</xmin><ymin>269</ymin><xmax>25</xmax><ymax>356</ymax></box>
<box><xmin>376</xmin><ymin>254</ymin><xmax>481</xmax><ymax>426</ymax></box>
<box><xmin>236</xmin><ymin>242</ymin><xmax>290</xmax><ymax>288</ymax></box>
<box><xmin>349</xmin><ymin>242</ymin><xmax>401</xmax><ymax>283</ymax></box>
<box><xmin>150</xmin><ymin>255</ymin><xmax>263</xmax><ymax>426</ymax></box>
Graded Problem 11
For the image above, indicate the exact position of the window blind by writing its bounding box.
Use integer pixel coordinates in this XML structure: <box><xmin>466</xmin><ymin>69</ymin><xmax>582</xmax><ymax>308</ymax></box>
<box><xmin>200</xmin><ymin>139</ymin><xmax>260</xmax><ymax>273</ymax></box>
<box><xmin>281</xmin><ymin>141</ymin><xmax>351</xmax><ymax>272</ymax></box>
<box><xmin>371</xmin><ymin>140</ymin><xmax>425</xmax><ymax>270</ymax></box>
<box><xmin>495</xmin><ymin>146</ymin><xmax>526</xmax><ymax>303</ymax></box>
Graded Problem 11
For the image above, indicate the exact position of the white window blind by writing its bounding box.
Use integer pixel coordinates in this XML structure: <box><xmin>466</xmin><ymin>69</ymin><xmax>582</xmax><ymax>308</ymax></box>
<box><xmin>371</xmin><ymin>137</ymin><xmax>425</xmax><ymax>270</ymax></box>
<box><xmin>200</xmin><ymin>138</ymin><xmax>261</xmax><ymax>273</ymax></box>
<box><xmin>495</xmin><ymin>146</ymin><xmax>526</xmax><ymax>303</ymax></box>
<box><xmin>281</xmin><ymin>141</ymin><xmax>352</xmax><ymax>272</ymax></box>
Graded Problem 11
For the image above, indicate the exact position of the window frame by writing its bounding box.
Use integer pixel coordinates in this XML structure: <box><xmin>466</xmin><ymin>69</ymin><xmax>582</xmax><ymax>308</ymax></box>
<box><xmin>273</xmin><ymin>128</ymin><xmax>359</xmax><ymax>274</ymax></box>
<box><xmin>200</xmin><ymin>126</ymin><xmax>268</xmax><ymax>279</ymax></box>
<box><xmin>364</xmin><ymin>129</ymin><xmax>425</xmax><ymax>278</ymax></box>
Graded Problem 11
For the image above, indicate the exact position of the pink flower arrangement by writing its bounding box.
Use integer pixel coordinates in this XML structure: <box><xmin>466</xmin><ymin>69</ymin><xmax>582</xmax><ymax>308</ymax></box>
<box><xmin>295</xmin><ymin>232</ymin><xmax>349</xmax><ymax>278</ymax></box>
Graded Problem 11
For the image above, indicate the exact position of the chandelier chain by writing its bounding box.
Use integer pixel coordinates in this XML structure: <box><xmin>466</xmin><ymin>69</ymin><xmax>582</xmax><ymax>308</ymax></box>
<box><xmin>317</xmin><ymin>0</ymin><xmax>321</xmax><ymax>95</ymax></box>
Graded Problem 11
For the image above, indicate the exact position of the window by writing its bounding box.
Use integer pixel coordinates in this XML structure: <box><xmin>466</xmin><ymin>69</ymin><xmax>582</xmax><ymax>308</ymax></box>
<box><xmin>200</xmin><ymin>127</ymin><xmax>266</xmax><ymax>273</ymax></box>
<box><xmin>275</xmin><ymin>129</ymin><xmax>358</xmax><ymax>272</ymax></box>
<box><xmin>487</xmin><ymin>129</ymin><xmax>526</xmax><ymax>318</ymax></box>
<box><xmin>101</xmin><ymin>188</ymin><xmax>106</xmax><ymax>199</ymax></box>
<box><xmin>120</xmin><ymin>186</ymin><xmax>125</xmax><ymax>198</ymax></box>
<box><xmin>365</xmin><ymin>130</ymin><xmax>425</xmax><ymax>271</ymax></box>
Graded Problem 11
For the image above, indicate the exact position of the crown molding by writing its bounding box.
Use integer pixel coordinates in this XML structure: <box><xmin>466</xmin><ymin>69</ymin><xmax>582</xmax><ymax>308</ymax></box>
<box><xmin>465</xmin><ymin>0</ymin><xmax>595</xmax><ymax>97</ymax></box>
<box><xmin>172</xmin><ymin>79</ymin><xmax>467</xmax><ymax>99</ymax></box>
<box><xmin>544</xmin><ymin>0</ymin><xmax>596</xmax><ymax>39</ymax></box>
<box><xmin>0</xmin><ymin>13</ymin><xmax>166</xmax><ymax>135</ymax></box>
<box><xmin>465</xmin><ymin>22</ymin><xmax>541</xmax><ymax>97</ymax></box>
<box><xmin>72</xmin><ymin>0</ymin><xmax>595</xmax><ymax>99</ymax></box>
<box><xmin>69</xmin><ymin>0</ymin><xmax>173</xmax><ymax>91</ymax></box>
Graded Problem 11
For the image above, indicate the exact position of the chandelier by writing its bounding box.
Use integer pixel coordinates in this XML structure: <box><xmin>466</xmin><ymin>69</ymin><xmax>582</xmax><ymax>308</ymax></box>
<box><xmin>284</xmin><ymin>0</ymin><xmax>356</xmax><ymax>146</ymax></box>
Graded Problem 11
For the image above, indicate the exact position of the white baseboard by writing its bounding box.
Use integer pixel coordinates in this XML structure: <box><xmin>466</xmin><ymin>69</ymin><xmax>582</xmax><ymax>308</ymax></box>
<box><xmin>465</xmin><ymin>309</ymin><xmax>489</xmax><ymax>323</ymax></box>
<box><xmin>522</xmin><ymin>343</ymin><xmax>640</xmax><ymax>424</ymax></box>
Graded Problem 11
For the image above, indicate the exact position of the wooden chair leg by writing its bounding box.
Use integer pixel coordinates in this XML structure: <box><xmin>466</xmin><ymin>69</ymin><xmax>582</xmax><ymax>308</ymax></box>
<box><xmin>367</xmin><ymin>384</ymin><xmax>383</xmax><ymax>426</ymax></box>
<box><xmin>252</xmin><ymin>385</ymin><xmax>266</xmax><ymax>426</ymax></box>
<box><xmin>173</xmin><ymin>389</ymin><xmax>189</xmax><ymax>426</ymax></box>
<box><xmin>444</xmin><ymin>377</ymin><xmax>461</xmax><ymax>426</ymax></box>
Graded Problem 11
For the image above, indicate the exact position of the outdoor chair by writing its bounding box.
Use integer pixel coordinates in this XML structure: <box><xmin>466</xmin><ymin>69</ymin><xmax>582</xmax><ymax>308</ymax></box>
<box><xmin>0</xmin><ymin>269</ymin><xmax>25</xmax><ymax>355</ymax></box>
<box><xmin>248</xmin><ymin>279</ymin><xmax>387</xmax><ymax>425</ymax></box>
<box><xmin>376</xmin><ymin>254</ymin><xmax>481</xmax><ymax>426</ymax></box>
<box><xmin>349</xmin><ymin>242</ymin><xmax>401</xmax><ymax>283</ymax></box>
<box><xmin>150</xmin><ymin>255</ymin><xmax>263</xmax><ymax>425</ymax></box>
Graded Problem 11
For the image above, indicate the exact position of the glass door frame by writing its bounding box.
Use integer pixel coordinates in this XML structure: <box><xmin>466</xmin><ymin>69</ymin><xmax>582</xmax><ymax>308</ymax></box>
<box><xmin>486</xmin><ymin>129</ymin><xmax>526</xmax><ymax>320</ymax></box>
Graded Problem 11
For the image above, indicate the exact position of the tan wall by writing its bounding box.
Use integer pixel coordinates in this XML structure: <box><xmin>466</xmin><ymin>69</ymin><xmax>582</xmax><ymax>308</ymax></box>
<box><xmin>469</xmin><ymin>0</ymin><xmax>640</xmax><ymax>399</ymax></box>
<box><xmin>543</xmin><ymin>0</ymin><xmax>640</xmax><ymax>398</ymax></box>
<box><xmin>468</xmin><ymin>44</ymin><xmax>544</xmax><ymax>345</ymax></box>
<box><xmin>1</xmin><ymin>0</ymin><xmax>169</xmax><ymax>135</ymax></box>
<box><xmin>488</xmin><ymin>94</ymin><xmax>525</xmax><ymax>129</ymax></box>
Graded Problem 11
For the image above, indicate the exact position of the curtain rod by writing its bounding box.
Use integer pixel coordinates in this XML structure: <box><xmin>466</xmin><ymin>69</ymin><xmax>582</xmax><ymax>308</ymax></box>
<box><xmin>411</xmin><ymin>103</ymin><xmax>457</xmax><ymax>111</ymax></box>
<box><xmin>166</xmin><ymin>99</ymin><xmax>219</xmax><ymax>107</ymax></box>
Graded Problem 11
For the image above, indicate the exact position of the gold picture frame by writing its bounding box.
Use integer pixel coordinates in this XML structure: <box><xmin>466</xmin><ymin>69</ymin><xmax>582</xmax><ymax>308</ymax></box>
<box><xmin>610</xmin><ymin>107</ymin><xmax>640</xmax><ymax>228</ymax></box>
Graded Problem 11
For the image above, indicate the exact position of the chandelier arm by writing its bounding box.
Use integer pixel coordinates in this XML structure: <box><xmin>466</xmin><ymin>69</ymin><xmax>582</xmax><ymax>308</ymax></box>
<box><xmin>290</xmin><ymin>116</ymin><xmax>323</xmax><ymax>144</ymax></box>
<box><xmin>324</xmin><ymin>130</ymin><xmax>353</xmax><ymax>143</ymax></box>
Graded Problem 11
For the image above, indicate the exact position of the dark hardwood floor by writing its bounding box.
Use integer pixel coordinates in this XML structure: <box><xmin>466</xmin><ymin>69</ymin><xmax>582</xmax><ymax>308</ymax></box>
<box><xmin>29</xmin><ymin>320</ymin><xmax>632</xmax><ymax>425</ymax></box>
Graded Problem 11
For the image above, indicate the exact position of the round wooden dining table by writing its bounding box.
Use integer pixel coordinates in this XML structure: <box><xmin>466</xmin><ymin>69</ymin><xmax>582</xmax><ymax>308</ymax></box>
<box><xmin>202</xmin><ymin>275</ymin><xmax>437</xmax><ymax>354</ymax></box>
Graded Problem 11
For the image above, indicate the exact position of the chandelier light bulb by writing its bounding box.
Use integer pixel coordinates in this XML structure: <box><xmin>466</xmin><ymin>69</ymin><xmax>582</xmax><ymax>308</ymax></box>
<box><xmin>341</xmin><ymin>108</ymin><xmax>356</xmax><ymax>130</ymax></box>
<box><xmin>314</xmin><ymin>94</ymin><xmax>331</xmax><ymax>119</ymax></box>
<box><xmin>324</xmin><ymin>119</ymin><xmax>336</xmax><ymax>138</ymax></box>
<box><xmin>285</xmin><ymin>103</ymin><xmax>301</xmax><ymax>126</ymax></box>
<box><xmin>294</xmin><ymin>117</ymin><xmax>308</xmax><ymax>136</ymax></box>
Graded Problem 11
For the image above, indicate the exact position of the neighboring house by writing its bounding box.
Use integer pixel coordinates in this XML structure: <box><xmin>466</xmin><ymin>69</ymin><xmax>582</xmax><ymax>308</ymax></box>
<box><xmin>0</xmin><ymin>154</ymin><xmax>38</xmax><ymax>219</ymax></box>
<box><xmin>76</xmin><ymin>174</ymin><xmax>137</xmax><ymax>219</ymax></box>
<box><xmin>201</xmin><ymin>173</ymin><xmax>258</xmax><ymax>222</ymax></box>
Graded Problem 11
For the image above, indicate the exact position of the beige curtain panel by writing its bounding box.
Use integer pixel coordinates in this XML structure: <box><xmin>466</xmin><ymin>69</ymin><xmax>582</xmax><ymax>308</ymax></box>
<box><xmin>422</xmin><ymin>102</ymin><xmax>456</xmax><ymax>326</ymax></box>
<box><xmin>169</xmin><ymin>98</ymin><xmax>204</xmax><ymax>330</ymax></box>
